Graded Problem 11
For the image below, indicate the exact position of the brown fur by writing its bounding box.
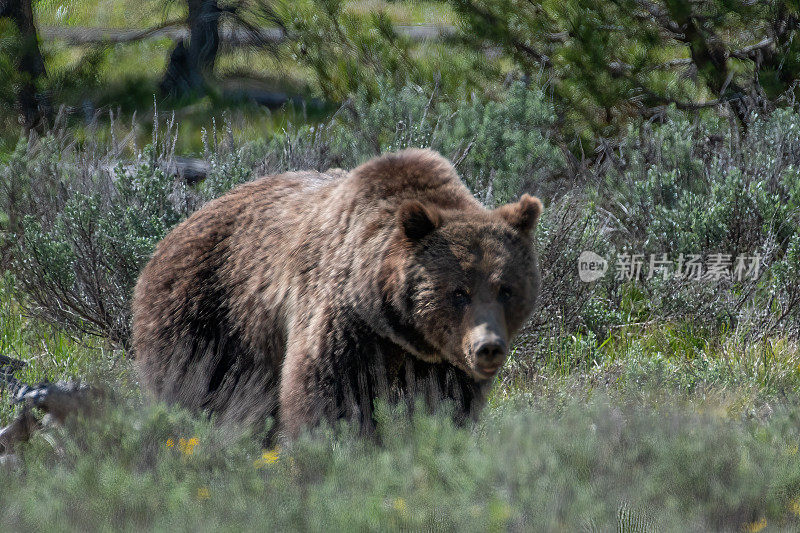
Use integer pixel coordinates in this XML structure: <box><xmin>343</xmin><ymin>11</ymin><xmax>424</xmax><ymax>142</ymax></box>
<box><xmin>132</xmin><ymin>149</ymin><xmax>542</xmax><ymax>439</ymax></box>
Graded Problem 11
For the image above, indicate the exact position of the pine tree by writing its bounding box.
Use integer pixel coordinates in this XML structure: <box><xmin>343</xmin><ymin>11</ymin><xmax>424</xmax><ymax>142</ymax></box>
<box><xmin>447</xmin><ymin>0</ymin><xmax>800</xmax><ymax>139</ymax></box>
<box><xmin>0</xmin><ymin>0</ymin><xmax>51</xmax><ymax>132</ymax></box>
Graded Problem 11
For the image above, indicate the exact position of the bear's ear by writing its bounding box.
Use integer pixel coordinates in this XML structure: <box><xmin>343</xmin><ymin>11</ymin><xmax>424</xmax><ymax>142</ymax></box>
<box><xmin>398</xmin><ymin>200</ymin><xmax>441</xmax><ymax>241</ymax></box>
<box><xmin>495</xmin><ymin>194</ymin><xmax>543</xmax><ymax>235</ymax></box>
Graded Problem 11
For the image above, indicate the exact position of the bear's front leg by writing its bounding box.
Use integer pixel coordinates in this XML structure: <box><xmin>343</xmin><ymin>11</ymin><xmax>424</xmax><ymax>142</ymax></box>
<box><xmin>278</xmin><ymin>312</ymin><xmax>395</xmax><ymax>439</ymax></box>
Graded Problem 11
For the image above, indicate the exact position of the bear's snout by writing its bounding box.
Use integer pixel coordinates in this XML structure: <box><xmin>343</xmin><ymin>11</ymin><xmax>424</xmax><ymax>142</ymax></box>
<box><xmin>469</xmin><ymin>328</ymin><xmax>508</xmax><ymax>380</ymax></box>
<box><xmin>465</xmin><ymin>301</ymin><xmax>509</xmax><ymax>380</ymax></box>
<box><xmin>476</xmin><ymin>338</ymin><xmax>506</xmax><ymax>363</ymax></box>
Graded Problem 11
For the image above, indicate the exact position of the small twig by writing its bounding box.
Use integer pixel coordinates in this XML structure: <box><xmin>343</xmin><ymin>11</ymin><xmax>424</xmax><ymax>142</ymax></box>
<box><xmin>608</xmin><ymin>320</ymin><xmax>662</xmax><ymax>330</ymax></box>
<box><xmin>453</xmin><ymin>140</ymin><xmax>475</xmax><ymax>169</ymax></box>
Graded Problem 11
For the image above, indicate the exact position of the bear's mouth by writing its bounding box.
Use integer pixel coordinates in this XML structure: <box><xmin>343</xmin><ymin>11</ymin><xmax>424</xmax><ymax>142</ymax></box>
<box><xmin>474</xmin><ymin>362</ymin><xmax>503</xmax><ymax>380</ymax></box>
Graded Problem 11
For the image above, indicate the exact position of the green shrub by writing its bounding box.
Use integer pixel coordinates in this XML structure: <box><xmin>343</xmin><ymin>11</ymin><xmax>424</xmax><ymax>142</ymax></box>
<box><xmin>591</xmin><ymin>109</ymin><xmax>800</xmax><ymax>337</ymax></box>
<box><xmin>0</xmin><ymin>129</ymin><xmax>196</xmax><ymax>344</ymax></box>
<box><xmin>2</xmin><ymin>86</ymin><xmax>799</xmax><ymax>354</ymax></box>
<box><xmin>331</xmin><ymin>80</ymin><xmax>566</xmax><ymax>205</ymax></box>
<box><xmin>4</xmin><ymin>389</ymin><xmax>800</xmax><ymax>531</ymax></box>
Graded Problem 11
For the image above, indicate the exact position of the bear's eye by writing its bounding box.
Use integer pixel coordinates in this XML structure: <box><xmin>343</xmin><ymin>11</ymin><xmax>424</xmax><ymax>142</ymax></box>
<box><xmin>452</xmin><ymin>289</ymin><xmax>471</xmax><ymax>307</ymax></box>
<box><xmin>498</xmin><ymin>285</ymin><xmax>513</xmax><ymax>302</ymax></box>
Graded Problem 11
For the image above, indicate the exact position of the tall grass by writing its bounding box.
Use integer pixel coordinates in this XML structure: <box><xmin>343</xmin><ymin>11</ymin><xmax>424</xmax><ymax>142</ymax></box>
<box><xmin>3</xmin><ymin>271</ymin><xmax>800</xmax><ymax>530</ymax></box>
<box><xmin>3</xmin><ymin>381</ymin><xmax>800</xmax><ymax>530</ymax></box>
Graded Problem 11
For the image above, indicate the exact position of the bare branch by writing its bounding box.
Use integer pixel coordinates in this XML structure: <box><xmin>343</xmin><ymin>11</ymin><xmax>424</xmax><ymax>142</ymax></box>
<box><xmin>729</xmin><ymin>37</ymin><xmax>774</xmax><ymax>60</ymax></box>
<box><xmin>650</xmin><ymin>57</ymin><xmax>694</xmax><ymax>70</ymax></box>
<box><xmin>39</xmin><ymin>20</ymin><xmax>186</xmax><ymax>45</ymax></box>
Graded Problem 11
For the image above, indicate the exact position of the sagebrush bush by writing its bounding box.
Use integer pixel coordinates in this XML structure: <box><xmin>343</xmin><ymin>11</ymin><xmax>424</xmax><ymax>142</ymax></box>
<box><xmin>0</xmin><ymin>82</ymin><xmax>566</xmax><ymax>346</ymax></box>
<box><xmin>0</xmin><ymin>125</ymin><xmax>195</xmax><ymax>344</ymax></box>
<box><xmin>4</xmin><ymin>389</ymin><xmax>800</xmax><ymax>531</ymax></box>
<box><xmin>591</xmin><ymin>109</ymin><xmax>800</xmax><ymax>338</ymax></box>
<box><xmin>251</xmin><ymin>80</ymin><xmax>567</xmax><ymax>204</ymax></box>
<box><xmin>1</xmin><ymin>86</ymin><xmax>798</xmax><ymax>355</ymax></box>
<box><xmin>337</xmin><ymin>80</ymin><xmax>567</xmax><ymax>205</ymax></box>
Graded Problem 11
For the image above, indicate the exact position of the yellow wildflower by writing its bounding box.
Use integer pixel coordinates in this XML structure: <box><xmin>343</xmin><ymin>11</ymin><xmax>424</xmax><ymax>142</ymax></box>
<box><xmin>166</xmin><ymin>438</ymin><xmax>174</xmax><ymax>448</ymax></box>
<box><xmin>788</xmin><ymin>443</ymin><xmax>799</xmax><ymax>456</ymax></box>
<box><xmin>393</xmin><ymin>498</ymin><xmax>407</xmax><ymax>513</ymax></box>
<box><xmin>254</xmin><ymin>447</ymin><xmax>280</xmax><ymax>468</ymax></box>
<box><xmin>392</xmin><ymin>498</ymin><xmax>410</xmax><ymax>520</ymax></box>
<box><xmin>178</xmin><ymin>437</ymin><xmax>199</xmax><ymax>456</ymax></box>
<box><xmin>745</xmin><ymin>517</ymin><xmax>767</xmax><ymax>532</ymax></box>
<box><xmin>197</xmin><ymin>486</ymin><xmax>210</xmax><ymax>500</ymax></box>
<box><xmin>791</xmin><ymin>497</ymin><xmax>800</xmax><ymax>517</ymax></box>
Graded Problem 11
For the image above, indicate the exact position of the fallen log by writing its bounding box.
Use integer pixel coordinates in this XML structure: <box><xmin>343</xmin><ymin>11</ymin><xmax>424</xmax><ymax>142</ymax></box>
<box><xmin>0</xmin><ymin>407</ymin><xmax>39</xmax><ymax>454</ymax></box>
<box><xmin>0</xmin><ymin>353</ymin><xmax>26</xmax><ymax>396</ymax></box>
<box><xmin>103</xmin><ymin>156</ymin><xmax>210</xmax><ymax>185</ymax></box>
<box><xmin>39</xmin><ymin>23</ymin><xmax>457</xmax><ymax>47</ymax></box>
<box><xmin>0</xmin><ymin>353</ymin><xmax>102</xmax><ymax>455</ymax></box>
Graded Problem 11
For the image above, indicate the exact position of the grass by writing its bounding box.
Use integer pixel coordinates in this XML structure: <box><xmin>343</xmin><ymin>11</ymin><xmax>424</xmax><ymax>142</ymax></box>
<box><xmin>34</xmin><ymin>0</ymin><xmax>456</xmax><ymax>28</ymax></box>
<box><xmin>345</xmin><ymin>0</ymin><xmax>456</xmax><ymax>24</ymax></box>
<box><xmin>503</xmin><ymin>323</ymin><xmax>800</xmax><ymax>406</ymax></box>
<box><xmin>35</xmin><ymin>0</ymin><xmax>186</xmax><ymax>28</ymax></box>
<box><xmin>3</xmin><ymin>275</ymin><xmax>800</xmax><ymax>530</ymax></box>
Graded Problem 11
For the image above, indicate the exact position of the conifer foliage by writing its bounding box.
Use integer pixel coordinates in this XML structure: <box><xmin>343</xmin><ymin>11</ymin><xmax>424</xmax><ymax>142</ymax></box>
<box><xmin>448</xmin><ymin>0</ymin><xmax>800</xmax><ymax>138</ymax></box>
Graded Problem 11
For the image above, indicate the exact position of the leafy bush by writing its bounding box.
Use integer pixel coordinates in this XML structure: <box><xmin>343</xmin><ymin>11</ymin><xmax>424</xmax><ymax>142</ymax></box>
<box><xmin>253</xmin><ymin>80</ymin><xmax>567</xmax><ymax>204</ymax></box>
<box><xmin>0</xmin><ymin>124</ymin><xmax>193</xmax><ymax>345</ymax></box>
<box><xmin>594</xmin><ymin>109</ymin><xmax>800</xmax><ymax>338</ymax></box>
<box><xmin>3</xmin><ymin>388</ymin><xmax>800</xmax><ymax>530</ymax></box>
<box><xmin>2</xmin><ymin>86</ymin><xmax>799</xmax><ymax>355</ymax></box>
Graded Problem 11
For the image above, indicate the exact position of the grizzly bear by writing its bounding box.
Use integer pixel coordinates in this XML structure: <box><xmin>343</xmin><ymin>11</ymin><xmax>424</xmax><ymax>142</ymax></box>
<box><xmin>132</xmin><ymin>149</ymin><xmax>542</xmax><ymax>439</ymax></box>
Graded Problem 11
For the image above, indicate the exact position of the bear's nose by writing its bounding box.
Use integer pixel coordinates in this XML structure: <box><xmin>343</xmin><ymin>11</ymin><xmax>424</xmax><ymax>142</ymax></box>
<box><xmin>475</xmin><ymin>339</ymin><xmax>507</xmax><ymax>365</ymax></box>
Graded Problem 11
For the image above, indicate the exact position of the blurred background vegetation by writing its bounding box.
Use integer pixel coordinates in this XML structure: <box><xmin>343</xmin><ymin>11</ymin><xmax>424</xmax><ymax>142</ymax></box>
<box><xmin>2</xmin><ymin>0</ymin><xmax>800</xmax><ymax>530</ymax></box>
<box><xmin>4</xmin><ymin>0</ymin><xmax>800</xmax><ymax>152</ymax></box>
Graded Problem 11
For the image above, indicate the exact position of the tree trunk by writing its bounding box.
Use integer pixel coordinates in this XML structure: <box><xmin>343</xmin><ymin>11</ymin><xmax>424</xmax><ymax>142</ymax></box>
<box><xmin>0</xmin><ymin>0</ymin><xmax>51</xmax><ymax>132</ymax></box>
<box><xmin>160</xmin><ymin>0</ymin><xmax>220</xmax><ymax>99</ymax></box>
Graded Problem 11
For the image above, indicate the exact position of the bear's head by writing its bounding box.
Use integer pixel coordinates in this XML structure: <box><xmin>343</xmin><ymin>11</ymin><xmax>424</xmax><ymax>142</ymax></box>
<box><xmin>383</xmin><ymin>194</ymin><xmax>542</xmax><ymax>382</ymax></box>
